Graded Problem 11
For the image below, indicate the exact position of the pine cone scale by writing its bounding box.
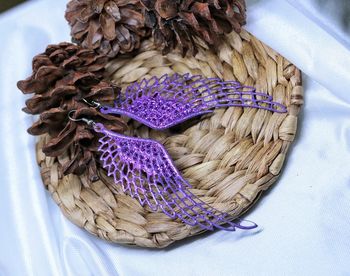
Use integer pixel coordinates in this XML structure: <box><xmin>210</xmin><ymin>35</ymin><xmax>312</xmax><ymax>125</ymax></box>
<box><xmin>154</xmin><ymin>0</ymin><xmax>178</xmax><ymax>19</ymax></box>
<box><xmin>62</xmin><ymin>56</ymin><xmax>83</xmax><ymax>69</ymax></box>
<box><xmin>119</xmin><ymin>8</ymin><xmax>145</xmax><ymax>30</ymax></box>
<box><xmin>71</xmin><ymin>21</ymin><xmax>89</xmax><ymax>40</ymax></box>
<box><xmin>32</xmin><ymin>55</ymin><xmax>53</xmax><ymax>71</ymax></box>
<box><xmin>140</xmin><ymin>0</ymin><xmax>155</xmax><ymax>10</ymax></box>
<box><xmin>40</xmin><ymin>108</ymin><xmax>68</xmax><ymax>124</ymax></box>
<box><xmin>92</xmin><ymin>0</ymin><xmax>108</xmax><ymax>14</ymax></box>
<box><xmin>191</xmin><ymin>2</ymin><xmax>211</xmax><ymax>21</ymax></box>
<box><xmin>18</xmin><ymin>67</ymin><xmax>65</xmax><ymax>95</ymax></box>
<box><xmin>104</xmin><ymin>1</ymin><xmax>121</xmax><ymax>21</ymax></box>
<box><xmin>35</xmin><ymin>66</ymin><xmax>65</xmax><ymax>83</ymax></box>
<box><xmin>78</xmin><ymin>6</ymin><xmax>95</xmax><ymax>23</ymax></box>
<box><xmin>42</xmin><ymin>123</ymin><xmax>76</xmax><ymax>157</ymax></box>
<box><xmin>100</xmin><ymin>12</ymin><xmax>117</xmax><ymax>40</ymax></box>
<box><xmin>84</xmin><ymin>20</ymin><xmax>101</xmax><ymax>49</ymax></box>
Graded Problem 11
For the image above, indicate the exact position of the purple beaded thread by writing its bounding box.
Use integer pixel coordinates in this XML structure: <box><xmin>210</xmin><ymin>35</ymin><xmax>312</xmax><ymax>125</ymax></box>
<box><xmin>100</xmin><ymin>73</ymin><xmax>287</xmax><ymax>130</ymax></box>
<box><xmin>93</xmin><ymin>123</ymin><xmax>257</xmax><ymax>231</ymax></box>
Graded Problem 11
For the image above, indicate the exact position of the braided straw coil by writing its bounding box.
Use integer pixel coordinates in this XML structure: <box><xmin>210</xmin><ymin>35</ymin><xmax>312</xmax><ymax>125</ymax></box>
<box><xmin>37</xmin><ymin>29</ymin><xmax>303</xmax><ymax>248</ymax></box>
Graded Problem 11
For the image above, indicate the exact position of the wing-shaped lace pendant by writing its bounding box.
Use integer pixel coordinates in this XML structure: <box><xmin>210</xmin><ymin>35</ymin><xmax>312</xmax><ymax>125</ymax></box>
<box><xmin>93</xmin><ymin>123</ymin><xmax>257</xmax><ymax>231</ymax></box>
<box><xmin>100</xmin><ymin>74</ymin><xmax>287</xmax><ymax>130</ymax></box>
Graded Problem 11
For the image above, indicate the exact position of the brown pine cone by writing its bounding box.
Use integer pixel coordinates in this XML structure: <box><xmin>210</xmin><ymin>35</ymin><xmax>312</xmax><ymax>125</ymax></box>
<box><xmin>17</xmin><ymin>42</ymin><xmax>127</xmax><ymax>181</ymax></box>
<box><xmin>65</xmin><ymin>0</ymin><xmax>148</xmax><ymax>58</ymax></box>
<box><xmin>141</xmin><ymin>0</ymin><xmax>247</xmax><ymax>55</ymax></box>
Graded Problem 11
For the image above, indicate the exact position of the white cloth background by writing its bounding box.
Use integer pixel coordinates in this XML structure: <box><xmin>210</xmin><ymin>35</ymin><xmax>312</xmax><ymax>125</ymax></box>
<box><xmin>0</xmin><ymin>0</ymin><xmax>349</xmax><ymax>275</ymax></box>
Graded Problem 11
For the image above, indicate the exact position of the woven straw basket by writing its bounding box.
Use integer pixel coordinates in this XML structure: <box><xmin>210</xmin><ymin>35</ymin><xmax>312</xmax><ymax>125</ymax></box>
<box><xmin>37</xmin><ymin>29</ymin><xmax>303</xmax><ymax>248</ymax></box>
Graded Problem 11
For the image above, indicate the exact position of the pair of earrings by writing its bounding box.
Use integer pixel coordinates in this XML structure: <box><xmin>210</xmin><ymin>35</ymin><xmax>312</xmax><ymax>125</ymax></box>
<box><xmin>71</xmin><ymin>73</ymin><xmax>286</xmax><ymax>231</ymax></box>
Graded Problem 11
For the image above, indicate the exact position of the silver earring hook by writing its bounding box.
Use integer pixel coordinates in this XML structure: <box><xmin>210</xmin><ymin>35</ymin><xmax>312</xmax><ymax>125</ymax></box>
<box><xmin>68</xmin><ymin>110</ymin><xmax>95</xmax><ymax>126</ymax></box>
<box><xmin>68</xmin><ymin>110</ymin><xmax>80</xmax><ymax>122</ymax></box>
<box><xmin>82</xmin><ymin>98</ymin><xmax>101</xmax><ymax>109</ymax></box>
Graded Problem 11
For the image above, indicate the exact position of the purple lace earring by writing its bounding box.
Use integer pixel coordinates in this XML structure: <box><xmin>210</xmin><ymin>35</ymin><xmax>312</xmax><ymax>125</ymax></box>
<box><xmin>73</xmin><ymin>74</ymin><xmax>287</xmax><ymax>231</ymax></box>
<box><xmin>95</xmin><ymin>73</ymin><xmax>287</xmax><ymax>130</ymax></box>
<box><xmin>68</xmin><ymin>112</ymin><xmax>257</xmax><ymax>231</ymax></box>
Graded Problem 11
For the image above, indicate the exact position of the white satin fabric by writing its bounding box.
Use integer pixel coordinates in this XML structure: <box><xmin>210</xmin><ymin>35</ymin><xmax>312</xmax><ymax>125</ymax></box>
<box><xmin>0</xmin><ymin>0</ymin><xmax>349</xmax><ymax>275</ymax></box>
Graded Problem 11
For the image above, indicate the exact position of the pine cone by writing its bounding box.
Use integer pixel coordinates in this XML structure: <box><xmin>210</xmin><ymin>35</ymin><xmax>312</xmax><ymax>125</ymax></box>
<box><xmin>141</xmin><ymin>0</ymin><xmax>247</xmax><ymax>55</ymax></box>
<box><xmin>65</xmin><ymin>0</ymin><xmax>148</xmax><ymax>58</ymax></box>
<box><xmin>17</xmin><ymin>42</ymin><xmax>127</xmax><ymax>181</ymax></box>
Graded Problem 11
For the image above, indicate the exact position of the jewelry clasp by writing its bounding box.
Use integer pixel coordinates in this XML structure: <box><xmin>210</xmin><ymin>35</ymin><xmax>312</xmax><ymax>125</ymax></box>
<box><xmin>68</xmin><ymin>110</ymin><xmax>96</xmax><ymax>126</ymax></box>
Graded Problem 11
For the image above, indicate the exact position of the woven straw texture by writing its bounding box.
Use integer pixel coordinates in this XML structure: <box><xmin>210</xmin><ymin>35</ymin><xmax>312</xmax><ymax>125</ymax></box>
<box><xmin>37</xmin><ymin>29</ymin><xmax>303</xmax><ymax>248</ymax></box>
